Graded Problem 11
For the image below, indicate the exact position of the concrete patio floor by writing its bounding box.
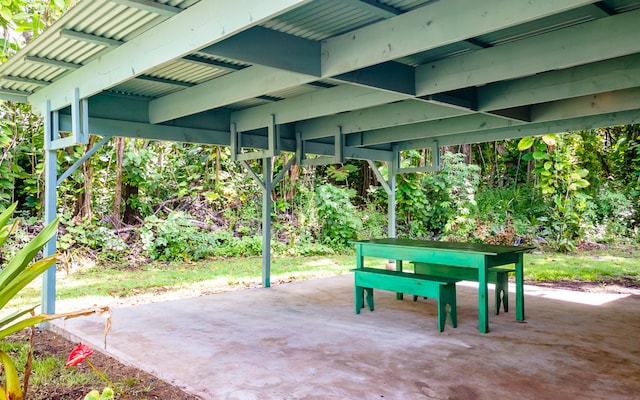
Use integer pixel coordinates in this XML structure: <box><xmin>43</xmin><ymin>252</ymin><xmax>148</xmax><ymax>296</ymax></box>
<box><xmin>51</xmin><ymin>274</ymin><xmax>640</xmax><ymax>400</ymax></box>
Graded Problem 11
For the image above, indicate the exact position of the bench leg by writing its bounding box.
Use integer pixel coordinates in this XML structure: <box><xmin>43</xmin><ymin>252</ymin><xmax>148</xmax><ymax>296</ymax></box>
<box><xmin>355</xmin><ymin>286</ymin><xmax>364</xmax><ymax>314</ymax></box>
<box><xmin>494</xmin><ymin>272</ymin><xmax>509</xmax><ymax>315</ymax></box>
<box><xmin>355</xmin><ymin>286</ymin><xmax>375</xmax><ymax>313</ymax></box>
<box><xmin>437</xmin><ymin>284</ymin><xmax>458</xmax><ymax>332</ymax></box>
<box><xmin>365</xmin><ymin>288</ymin><xmax>374</xmax><ymax>311</ymax></box>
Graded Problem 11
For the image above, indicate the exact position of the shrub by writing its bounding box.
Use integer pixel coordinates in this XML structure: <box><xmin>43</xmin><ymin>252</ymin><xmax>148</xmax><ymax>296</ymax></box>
<box><xmin>315</xmin><ymin>184</ymin><xmax>362</xmax><ymax>248</ymax></box>
<box><xmin>139</xmin><ymin>212</ymin><xmax>216</xmax><ymax>261</ymax></box>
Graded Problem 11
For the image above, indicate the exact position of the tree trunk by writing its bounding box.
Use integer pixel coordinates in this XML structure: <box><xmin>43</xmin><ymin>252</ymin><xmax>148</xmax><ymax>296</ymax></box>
<box><xmin>112</xmin><ymin>137</ymin><xmax>125</xmax><ymax>228</ymax></box>
<box><xmin>76</xmin><ymin>135</ymin><xmax>97</xmax><ymax>220</ymax></box>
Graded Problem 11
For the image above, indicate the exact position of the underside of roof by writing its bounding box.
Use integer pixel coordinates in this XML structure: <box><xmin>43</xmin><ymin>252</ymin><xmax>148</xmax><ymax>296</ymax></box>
<box><xmin>1</xmin><ymin>0</ymin><xmax>640</xmax><ymax>161</ymax></box>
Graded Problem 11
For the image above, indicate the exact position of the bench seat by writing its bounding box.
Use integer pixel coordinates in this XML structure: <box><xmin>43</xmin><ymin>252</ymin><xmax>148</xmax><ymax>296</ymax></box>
<box><xmin>412</xmin><ymin>262</ymin><xmax>515</xmax><ymax>315</ymax></box>
<box><xmin>352</xmin><ymin>267</ymin><xmax>460</xmax><ymax>332</ymax></box>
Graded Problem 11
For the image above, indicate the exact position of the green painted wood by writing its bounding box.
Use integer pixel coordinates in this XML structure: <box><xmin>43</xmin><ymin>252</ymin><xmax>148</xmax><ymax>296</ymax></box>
<box><xmin>352</xmin><ymin>114</ymin><xmax>520</xmax><ymax>147</ymax></box>
<box><xmin>412</xmin><ymin>262</ymin><xmax>515</xmax><ymax>315</ymax></box>
<box><xmin>532</xmin><ymin>87</ymin><xmax>640</xmax><ymax>122</ymax></box>
<box><xmin>298</xmin><ymin>100</ymin><xmax>466</xmax><ymax>141</ymax></box>
<box><xmin>30</xmin><ymin>0</ymin><xmax>312</xmax><ymax>112</ymax></box>
<box><xmin>42</xmin><ymin>106</ymin><xmax>57</xmax><ymax>314</ymax></box>
<box><xmin>415</xmin><ymin>10</ymin><xmax>640</xmax><ymax>97</ymax></box>
<box><xmin>353</xmin><ymin>268</ymin><xmax>458</xmax><ymax>332</ymax></box>
<box><xmin>433</xmin><ymin>109</ymin><xmax>640</xmax><ymax>149</ymax></box>
<box><xmin>202</xmin><ymin>26</ymin><xmax>321</xmax><ymax>77</ymax></box>
<box><xmin>333</xmin><ymin>61</ymin><xmax>415</xmax><ymax>96</ymax></box>
<box><xmin>479</xmin><ymin>53</ymin><xmax>640</xmax><ymax>111</ymax></box>
<box><xmin>150</xmin><ymin>65</ymin><xmax>316</xmax><ymax>124</ymax></box>
<box><xmin>110</xmin><ymin>0</ymin><xmax>182</xmax><ymax>16</ymax></box>
<box><xmin>234</xmin><ymin>85</ymin><xmax>406</xmax><ymax>133</ymax></box>
<box><xmin>354</xmin><ymin>239</ymin><xmax>531</xmax><ymax>333</ymax></box>
<box><xmin>322</xmin><ymin>0</ymin><xmax>595</xmax><ymax>77</ymax></box>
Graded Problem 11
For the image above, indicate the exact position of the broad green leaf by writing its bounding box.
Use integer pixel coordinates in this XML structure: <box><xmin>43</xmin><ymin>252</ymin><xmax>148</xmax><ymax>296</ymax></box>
<box><xmin>0</xmin><ymin>350</ymin><xmax>23</xmax><ymax>400</ymax></box>
<box><xmin>517</xmin><ymin>137</ymin><xmax>534</xmax><ymax>151</ymax></box>
<box><xmin>0</xmin><ymin>217</ymin><xmax>59</xmax><ymax>293</ymax></box>
<box><xmin>541</xmin><ymin>134</ymin><xmax>557</xmax><ymax>146</ymax></box>
<box><xmin>543</xmin><ymin>161</ymin><xmax>552</xmax><ymax>170</ymax></box>
<box><xmin>532</xmin><ymin>151</ymin><xmax>549</xmax><ymax>160</ymax></box>
<box><xmin>0</xmin><ymin>254</ymin><xmax>60</xmax><ymax>311</ymax></box>
<box><xmin>0</xmin><ymin>8</ymin><xmax>12</xmax><ymax>24</ymax></box>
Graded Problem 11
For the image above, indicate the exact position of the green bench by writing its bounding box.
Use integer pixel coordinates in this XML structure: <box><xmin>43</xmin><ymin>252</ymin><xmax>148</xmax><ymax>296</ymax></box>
<box><xmin>353</xmin><ymin>267</ymin><xmax>460</xmax><ymax>332</ymax></box>
<box><xmin>412</xmin><ymin>262</ymin><xmax>515</xmax><ymax>315</ymax></box>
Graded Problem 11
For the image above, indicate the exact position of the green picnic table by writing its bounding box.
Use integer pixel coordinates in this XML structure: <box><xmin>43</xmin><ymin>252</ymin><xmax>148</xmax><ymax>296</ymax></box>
<box><xmin>353</xmin><ymin>238</ymin><xmax>533</xmax><ymax>333</ymax></box>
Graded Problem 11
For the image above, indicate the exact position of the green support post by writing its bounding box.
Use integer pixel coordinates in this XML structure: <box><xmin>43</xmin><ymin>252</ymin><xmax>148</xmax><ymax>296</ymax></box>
<box><xmin>262</xmin><ymin>156</ymin><xmax>272</xmax><ymax>288</ymax></box>
<box><xmin>42</xmin><ymin>104</ymin><xmax>57</xmax><ymax>315</ymax></box>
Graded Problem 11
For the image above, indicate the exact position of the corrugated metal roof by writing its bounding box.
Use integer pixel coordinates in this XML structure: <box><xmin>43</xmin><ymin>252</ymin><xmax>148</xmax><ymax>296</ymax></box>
<box><xmin>0</xmin><ymin>0</ymin><xmax>196</xmax><ymax>99</ymax></box>
<box><xmin>262</xmin><ymin>0</ymin><xmax>384</xmax><ymax>40</ymax></box>
<box><xmin>1</xmin><ymin>0</ymin><xmax>640</xmax><ymax>119</ymax></box>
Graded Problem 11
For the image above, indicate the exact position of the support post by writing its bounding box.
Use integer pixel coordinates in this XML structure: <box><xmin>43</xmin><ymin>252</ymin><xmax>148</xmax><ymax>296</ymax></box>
<box><xmin>262</xmin><ymin>156</ymin><xmax>272</xmax><ymax>288</ymax></box>
<box><xmin>42</xmin><ymin>103</ymin><xmax>57</xmax><ymax>315</ymax></box>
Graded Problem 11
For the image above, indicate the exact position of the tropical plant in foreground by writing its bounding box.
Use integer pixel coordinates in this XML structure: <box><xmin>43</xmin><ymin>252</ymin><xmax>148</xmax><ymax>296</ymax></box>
<box><xmin>0</xmin><ymin>202</ymin><xmax>111</xmax><ymax>400</ymax></box>
<box><xmin>66</xmin><ymin>343</ymin><xmax>129</xmax><ymax>400</ymax></box>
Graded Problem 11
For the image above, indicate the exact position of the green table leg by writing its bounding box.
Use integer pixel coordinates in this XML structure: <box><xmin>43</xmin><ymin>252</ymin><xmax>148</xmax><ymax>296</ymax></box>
<box><xmin>516</xmin><ymin>252</ymin><xmax>525</xmax><ymax>321</ymax></box>
<box><xmin>395</xmin><ymin>259</ymin><xmax>403</xmax><ymax>300</ymax></box>
<box><xmin>478</xmin><ymin>261</ymin><xmax>489</xmax><ymax>333</ymax></box>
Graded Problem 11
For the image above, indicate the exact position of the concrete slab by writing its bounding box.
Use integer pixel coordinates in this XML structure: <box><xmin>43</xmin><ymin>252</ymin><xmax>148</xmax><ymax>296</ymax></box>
<box><xmin>52</xmin><ymin>275</ymin><xmax>640</xmax><ymax>400</ymax></box>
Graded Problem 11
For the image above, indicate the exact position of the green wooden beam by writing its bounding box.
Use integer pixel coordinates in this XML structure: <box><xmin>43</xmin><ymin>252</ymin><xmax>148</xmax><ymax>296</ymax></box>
<box><xmin>149</xmin><ymin>65</ymin><xmax>316</xmax><ymax>124</ymax></box>
<box><xmin>0</xmin><ymin>89</ymin><xmax>29</xmax><ymax>102</ymax></box>
<box><xmin>430</xmin><ymin>109</ymin><xmax>640</xmax><ymax>148</ymax></box>
<box><xmin>201</xmin><ymin>26</ymin><xmax>320</xmax><ymax>76</ymax></box>
<box><xmin>332</xmin><ymin>61</ymin><xmax>415</xmax><ymax>96</ymax></box>
<box><xmin>231</xmin><ymin>84</ymin><xmax>407</xmax><ymax>132</ymax></box>
<box><xmin>59</xmin><ymin>116</ymin><xmax>231</xmax><ymax>145</ymax></box>
<box><xmin>23</xmin><ymin>55</ymin><xmax>80</xmax><ymax>70</ymax></box>
<box><xmin>340</xmin><ymin>0</ymin><xmax>401</xmax><ymax>18</ymax></box>
<box><xmin>479</xmin><ymin>53</ymin><xmax>640</xmax><ymax>111</ymax></box>
<box><xmin>0</xmin><ymin>75</ymin><xmax>50</xmax><ymax>87</ymax></box>
<box><xmin>321</xmin><ymin>0</ymin><xmax>597</xmax><ymax>76</ymax></box>
<box><xmin>29</xmin><ymin>0</ymin><xmax>312</xmax><ymax>112</ymax></box>
<box><xmin>346</xmin><ymin>114</ymin><xmax>520</xmax><ymax>147</ymax></box>
<box><xmin>416</xmin><ymin>9</ymin><xmax>640</xmax><ymax>97</ymax></box>
<box><xmin>59</xmin><ymin>29</ymin><xmax>123</xmax><ymax>47</ymax></box>
<box><xmin>532</xmin><ymin>87</ymin><xmax>640</xmax><ymax>122</ymax></box>
<box><xmin>297</xmin><ymin>100</ymin><xmax>468</xmax><ymax>140</ymax></box>
<box><xmin>109</xmin><ymin>0</ymin><xmax>182</xmax><ymax>16</ymax></box>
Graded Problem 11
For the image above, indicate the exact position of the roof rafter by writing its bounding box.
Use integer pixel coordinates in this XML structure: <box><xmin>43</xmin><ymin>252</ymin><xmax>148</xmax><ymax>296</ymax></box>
<box><xmin>230</xmin><ymin>84</ymin><xmax>408</xmax><ymax>132</ymax></box>
<box><xmin>109</xmin><ymin>0</ymin><xmax>183</xmax><ymax>17</ymax></box>
<box><xmin>321</xmin><ymin>0</ymin><xmax>598</xmax><ymax>76</ymax></box>
<box><xmin>479</xmin><ymin>53</ymin><xmax>640</xmax><ymax>111</ymax></box>
<box><xmin>416</xmin><ymin>9</ymin><xmax>640</xmax><ymax>96</ymax></box>
<box><xmin>28</xmin><ymin>0</ymin><xmax>313</xmax><ymax>112</ymax></box>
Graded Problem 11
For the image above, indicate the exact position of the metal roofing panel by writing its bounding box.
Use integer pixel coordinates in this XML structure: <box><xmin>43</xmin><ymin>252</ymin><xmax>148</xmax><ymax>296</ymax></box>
<box><xmin>266</xmin><ymin>84</ymin><xmax>321</xmax><ymax>100</ymax></box>
<box><xmin>381</xmin><ymin>0</ymin><xmax>435</xmax><ymax>12</ymax></box>
<box><xmin>0</xmin><ymin>0</ymin><xmax>192</xmax><ymax>97</ymax></box>
<box><xmin>110</xmin><ymin>78</ymin><xmax>182</xmax><ymax>98</ymax></box>
<box><xmin>147</xmin><ymin>59</ymin><xmax>231</xmax><ymax>85</ymax></box>
<box><xmin>262</xmin><ymin>0</ymin><xmax>382</xmax><ymax>40</ymax></box>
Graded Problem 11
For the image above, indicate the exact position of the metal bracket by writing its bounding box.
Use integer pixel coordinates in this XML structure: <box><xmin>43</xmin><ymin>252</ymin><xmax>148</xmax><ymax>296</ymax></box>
<box><xmin>298</xmin><ymin>126</ymin><xmax>344</xmax><ymax>166</ymax></box>
<box><xmin>45</xmin><ymin>88</ymin><xmax>89</xmax><ymax>150</ymax></box>
<box><xmin>231</xmin><ymin>115</ymin><xmax>280</xmax><ymax>161</ymax></box>
<box><xmin>396</xmin><ymin>140</ymin><xmax>440</xmax><ymax>173</ymax></box>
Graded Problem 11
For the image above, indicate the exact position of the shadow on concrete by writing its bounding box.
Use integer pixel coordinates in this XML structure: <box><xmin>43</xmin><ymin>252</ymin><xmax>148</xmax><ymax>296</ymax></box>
<box><xmin>52</xmin><ymin>274</ymin><xmax>640</xmax><ymax>399</ymax></box>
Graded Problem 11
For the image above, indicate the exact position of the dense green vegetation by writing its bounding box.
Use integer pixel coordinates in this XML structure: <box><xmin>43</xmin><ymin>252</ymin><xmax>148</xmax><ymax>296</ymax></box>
<box><xmin>1</xmin><ymin>0</ymin><xmax>639</xmax><ymax>267</ymax></box>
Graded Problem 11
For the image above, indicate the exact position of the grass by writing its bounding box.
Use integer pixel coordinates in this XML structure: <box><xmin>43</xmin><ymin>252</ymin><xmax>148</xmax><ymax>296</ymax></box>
<box><xmin>9</xmin><ymin>248</ymin><xmax>640</xmax><ymax>313</ymax></box>
<box><xmin>525</xmin><ymin>249</ymin><xmax>640</xmax><ymax>282</ymax></box>
<box><xmin>10</xmin><ymin>254</ymin><xmax>356</xmax><ymax>311</ymax></box>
